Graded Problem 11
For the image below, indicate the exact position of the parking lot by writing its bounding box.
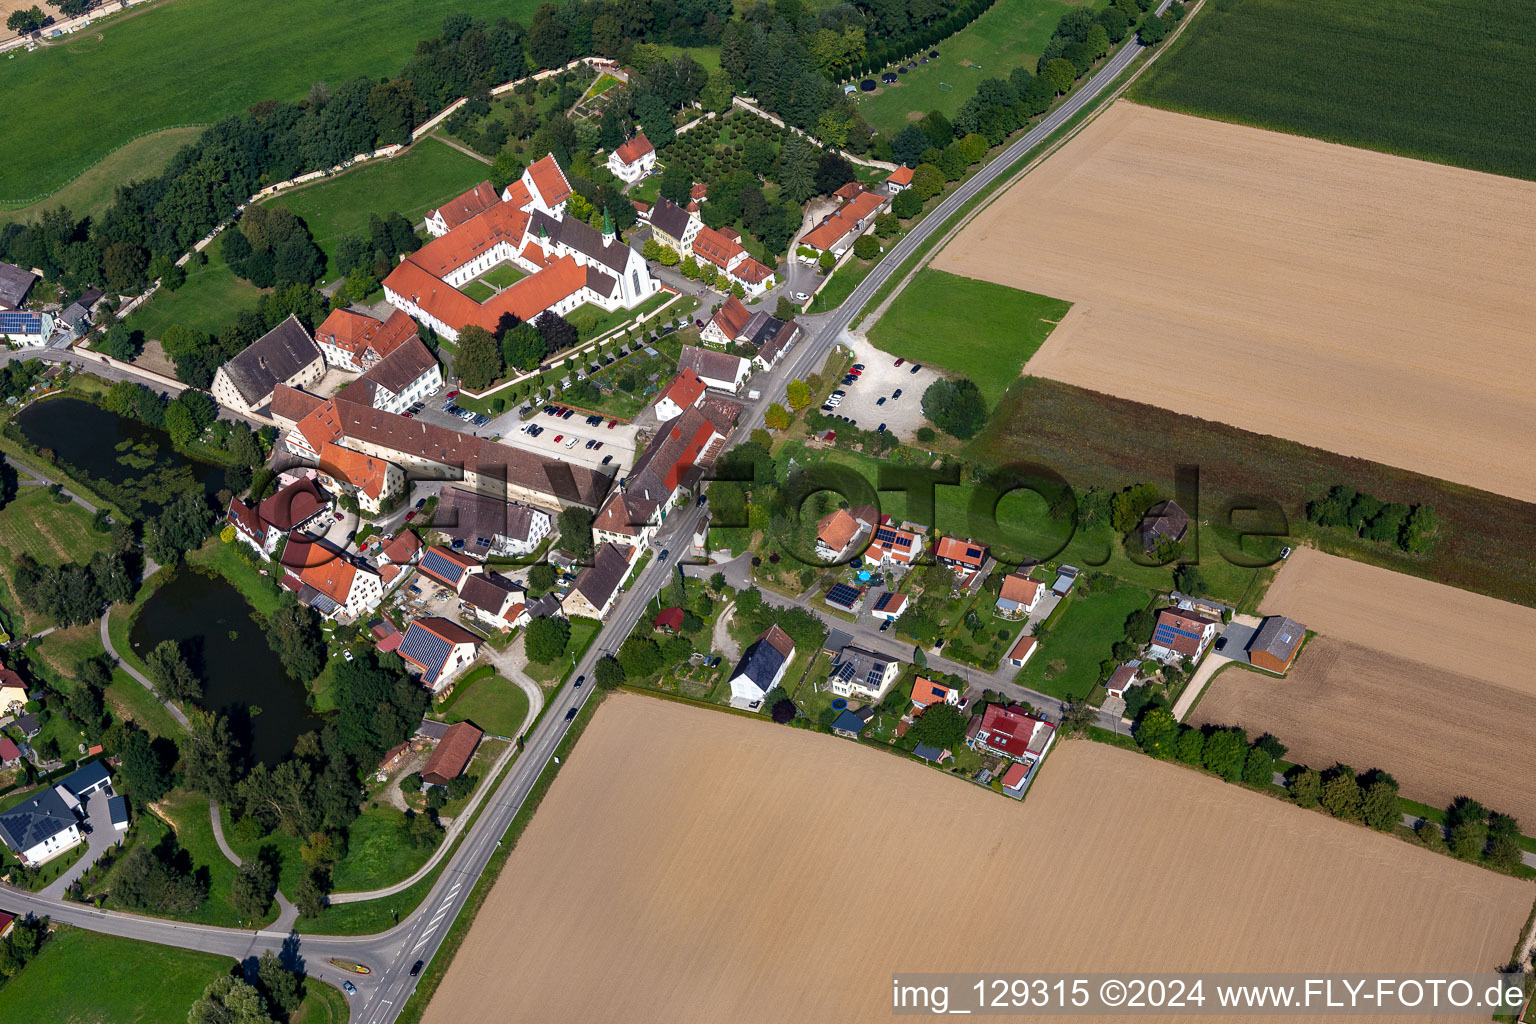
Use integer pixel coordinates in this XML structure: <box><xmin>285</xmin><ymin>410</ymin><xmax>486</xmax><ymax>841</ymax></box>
<box><xmin>488</xmin><ymin>404</ymin><xmax>642</xmax><ymax>474</ymax></box>
<box><xmin>821</xmin><ymin>336</ymin><xmax>943</xmax><ymax>441</ymax></box>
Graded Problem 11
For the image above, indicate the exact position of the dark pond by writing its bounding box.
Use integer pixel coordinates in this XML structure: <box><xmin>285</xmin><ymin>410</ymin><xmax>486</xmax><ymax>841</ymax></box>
<box><xmin>16</xmin><ymin>396</ymin><xmax>227</xmax><ymax>515</ymax></box>
<box><xmin>129</xmin><ymin>570</ymin><xmax>325</xmax><ymax>766</ymax></box>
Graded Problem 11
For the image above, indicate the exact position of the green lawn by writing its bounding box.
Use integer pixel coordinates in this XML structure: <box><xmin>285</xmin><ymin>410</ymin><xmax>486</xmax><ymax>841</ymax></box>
<box><xmin>1131</xmin><ymin>0</ymin><xmax>1536</xmax><ymax>182</ymax></box>
<box><xmin>293</xmin><ymin>980</ymin><xmax>352</xmax><ymax>1024</ymax></box>
<box><xmin>267</xmin><ymin>137</ymin><xmax>491</xmax><ymax>279</ymax></box>
<box><xmin>525</xmin><ymin>616</ymin><xmax>601</xmax><ymax>685</ymax></box>
<box><xmin>0</xmin><ymin>0</ymin><xmax>545</xmax><ymax>202</ymax></box>
<box><xmin>461</xmin><ymin>280</ymin><xmax>496</xmax><ymax>302</ymax></box>
<box><xmin>188</xmin><ymin>535</ymin><xmax>285</xmax><ymax>617</ymax></box>
<box><xmin>0</xmin><ymin>487</ymin><xmax>115</xmax><ymax>565</ymax></box>
<box><xmin>0</xmin><ymin>126</ymin><xmax>206</xmax><ymax>226</ymax></box>
<box><xmin>328</xmin><ymin>806</ymin><xmax>435</xmax><ymax>894</ymax></box>
<box><xmin>479</xmin><ymin>263</ymin><xmax>526</xmax><ymax>288</ymax></box>
<box><xmin>219</xmin><ymin>803</ymin><xmax>307</xmax><ymax>900</ymax></box>
<box><xmin>812</xmin><ymin>254</ymin><xmax>876</xmax><ymax>312</ymax></box>
<box><xmin>433</xmin><ymin>669</ymin><xmax>531</xmax><ymax>738</ymax></box>
<box><xmin>0</xmin><ymin>926</ymin><xmax>233</xmax><ymax>1023</ymax></box>
<box><xmin>125</xmin><ymin>245</ymin><xmax>265</xmax><ymax>341</ymax></box>
<box><xmin>1016</xmin><ymin>580</ymin><xmax>1151</xmax><ymax>699</ymax></box>
<box><xmin>856</xmin><ymin>0</ymin><xmax>1095</xmax><ymax>137</ymax></box>
<box><xmin>868</xmin><ymin>268</ymin><xmax>1070</xmax><ymax>404</ymax></box>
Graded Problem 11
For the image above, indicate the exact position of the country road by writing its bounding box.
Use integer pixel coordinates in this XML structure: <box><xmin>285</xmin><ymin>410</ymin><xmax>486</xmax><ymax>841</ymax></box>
<box><xmin>0</xmin><ymin>16</ymin><xmax>1167</xmax><ymax>1022</ymax></box>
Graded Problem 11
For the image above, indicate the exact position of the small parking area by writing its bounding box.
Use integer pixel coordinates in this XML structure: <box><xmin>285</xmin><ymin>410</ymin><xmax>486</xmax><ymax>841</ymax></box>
<box><xmin>824</xmin><ymin>336</ymin><xmax>943</xmax><ymax>441</ymax></box>
<box><xmin>490</xmin><ymin>404</ymin><xmax>641</xmax><ymax>473</ymax></box>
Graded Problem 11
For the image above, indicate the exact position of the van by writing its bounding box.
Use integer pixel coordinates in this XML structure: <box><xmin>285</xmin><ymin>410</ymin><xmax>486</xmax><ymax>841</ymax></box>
<box><xmin>564</xmin><ymin>436</ymin><xmax>578</xmax><ymax>448</ymax></box>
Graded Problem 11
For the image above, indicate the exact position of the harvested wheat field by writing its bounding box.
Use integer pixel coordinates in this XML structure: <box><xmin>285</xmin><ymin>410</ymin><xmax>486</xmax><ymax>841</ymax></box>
<box><xmin>423</xmin><ymin>695</ymin><xmax>1530</xmax><ymax>1024</ymax></box>
<box><xmin>1194</xmin><ymin>546</ymin><xmax>1536</xmax><ymax>821</ymax></box>
<box><xmin>935</xmin><ymin>102</ymin><xmax>1536</xmax><ymax>502</ymax></box>
<box><xmin>1195</xmin><ymin>638</ymin><xmax>1536</xmax><ymax>825</ymax></box>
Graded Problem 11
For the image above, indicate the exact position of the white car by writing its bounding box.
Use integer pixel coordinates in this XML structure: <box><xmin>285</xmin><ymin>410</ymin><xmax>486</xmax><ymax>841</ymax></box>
<box><xmin>792</xmin><ymin>291</ymin><xmax>809</xmax><ymax>301</ymax></box>
<box><xmin>564</xmin><ymin>436</ymin><xmax>578</xmax><ymax>448</ymax></box>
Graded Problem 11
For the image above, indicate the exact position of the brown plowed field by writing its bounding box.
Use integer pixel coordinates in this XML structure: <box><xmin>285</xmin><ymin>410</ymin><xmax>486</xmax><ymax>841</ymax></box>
<box><xmin>423</xmin><ymin>695</ymin><xmax>1530</xmax><ymax>1024</ymax></box>
<box><xmin>935</xmin><ymin>102</ymin><xmax>1536</xmax><ymax>503</ymax></box>
<box><xmin>1192</xmin><ymin>546</ymin><xmax>1536</xmax><ymax>821</ymax></box>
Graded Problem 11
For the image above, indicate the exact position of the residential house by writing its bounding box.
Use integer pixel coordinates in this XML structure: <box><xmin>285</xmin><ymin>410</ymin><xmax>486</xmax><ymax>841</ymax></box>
<box><xmin>0</xmin><ymin>788</ymin><xmax>81</xmax><ymax>865</ymax></box>
<box><xmin>284</xmin><ymin>396</ymin><xmax>611</xmax><ymax>511</ymax></box>
<box><xmin>317</xmin><ymin>443</ymin><xmax>404</xmax><ymax>514</ymax></box>
<box><xmin>226</xmin><ymin>498</ymin><xmax>280</xmax><ymax>556</ymax></box>
<box><xmin>11</xmin><ymin>713</ymin><xmax>40</xmax><ymax>740</ymax></box>
<box><xmin>799</xmin><ymin>185</ymin><xmax>887</xmax><ymax>258</ymax></box>
<box><xmin>1006</xmin><ymin>635</ymin><xmax>1038</xmax><ymax>668</ymax></box>
<box><xmin>595</xmin><ymin>404</ymin><xmax>730</xmax><ymax>543</ymax></box>
<box><xmin>727</xmin><ymin>624</ymin><xmax>796</xmax><ymax>708</ymax></box>
<box><xmin>381</xmin><ymin>531</ymin><xmax>422</xmax><ymax>567</ymax></box>
<box><xmin>935</xmin><ymin>536</ymin><xmax>988</xmax><ymax>582</ymax></box>
<box><xmin>967</xmin><ymin>703</ymin><xmax>1056</xmax><ymax>766</ymax></box>
<box><xmin>459</xmin><ymin>571</ymin><xmax>527</xmax><ymax>632</ymax></box>
<box><xmin>691</xmin><ymin>225</ymin><xmax>775</xmax><ymax>297</ymax></box>
<box><xmin>653</xmin><ymin>607</ymin><xmax>685</xmax><ymax>632</ymax></box>
<box><xmin>647</xmin><ymin>197</ymin><xmax>701</xmax><ymax>256</ymax></box>
<box><xmin>910</xmin><ymin>676</ymin><xmax>959</xmax><ymax>711</ymax></box>
<box><xmin>0</xmin><ymin>668</ymin><xmax>29</xmax><ymax>715</ymax></box>
<box><xmin>748</xmin><ymin>316</ymin><xmax>799</xmax><ymax>371</ymax></box>
<box><xmin>1147</xmin><ymin>608</ymin><xmax>1219</xmax><ymax>663</ymax></box>
<box><xmin>1105</xmin><ymin>663</ymin><xmax>1141</xmax><ymax>699</ymax></box>
<box><xmin>417</xmin><ymin>545</ymin><xmax>484</xmax><ymax>590</ymax></box>
<box><xmin>260</xmin><ymin>477</ymin><xmax>329</xmax><ymax>535</ymax></box>
<box><xmin>560</xmin><ymin>542</ymin><xmax>637</xmax><ymax>620</ymax></box>
<box><xmin>433</xmin><ymin>487</ymin><xmax>552</xmax><ymax>559</ymax></box>
<box><xmin>590</xmin><ymin>488</ymin><xmax>656</xmax><ymax>549</ymax></box>
<box><xmin>864</xmin><ymin>522</ymin><xmax>923</xmax><ymax>567</ymax></box>
<box><xmin>0</xmin><ymin>738</ymin><xmax>21</xmax><ymax>767</ymax></box>
<box><xmin>654</xmin><ymin>368</ymin><xmax>708</xmax><ymax>423</ymax></box>
<box><xmin>607</xmin><ymin>133</ymin><xmax>656</xmax><ymax>183</ymax></box>
<box><xmin>398</xmin><ymin>616</ymin><xmax>484</xmax><ymax>693</ymax></box>
<box><xmin>313</xmin><ymin>307</ymin><xmax>418</xmax><ymax>372</ymax></box>
<box><xmin>0</xmin><ymin>261</ymin><xmax>37</xmax><ymax>310</ymax></box>
<box><xmin>283</xmin><ymin>543</ymin><xmax>384</xmax><ymax>619</ymax></box>
<box><xmin>815</xmin><ymin>505</ymin><xmax>875</xmax><ymax>562</ymax></box>
<box><xmin>677</xmin><ymin>345</ymin><xmax>750</xmax><ymax>393</ymax></box>
<box><xmin>871</xmin><ymin>591</ymin><xmax>908</xmax><ymax>620</ymax></box>
<box><xmin>335</xmin><ymin>336</ymin><xmax>443</xmax><ymax>416</ymax></box>
<box><xmin>1140</xmin><ymin>500</ymin><xmax>1190</xmax><ymax>552</ymax></box>
<box><xmin>828</xmin><ymin>645</ymin><xmax>902</xmax><ymax>700</ymax></box>
<box><xmin>383</xmin><ymin>156</ymin><xmax>658</xmax><ymax>343</ymax></box>
<box><xmin>994</xmin><ymin>572</ymin><xmax>1042</xmax><ymax>619</ymax></box>
<box><xmin>700</xmin><ymin>294</ymin><xmax>751</xmax><ymax>348</ymax></box>
<box><xmin>420</xmin><ymin>721</ymin><xmax>483</xmax><ymax>786</ymax></box>
<box><xmin>885</xmin><ymin>165</ymin><xmax>913</xmax><ymax>194</ymax></box>
<box><xmin>1247</xmin><ymin>616</ymin><xmax>1306</xmax><ymax>674</ymax></box>
<box><xmin>913</xmin><ymin>743</ymin><xmax>952</xmax><ymax>765</ymax></box>
<box><xmin>210</xmin><ymin>315</ymin><xmax>325</xmax><ymax>416</ymax></box>
<box><xmin>0</xmin><ymin>310</ymin><xmax>54</xmax><ymax>345</ymax></box>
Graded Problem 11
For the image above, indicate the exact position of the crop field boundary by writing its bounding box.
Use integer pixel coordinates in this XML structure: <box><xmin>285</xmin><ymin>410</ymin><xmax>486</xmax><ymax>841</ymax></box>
<box><xmin>858</xmin><ymin>0</ymin><xmax>1207</xmax><ymax>333</ymax></box>
<box><xmin>0</xmin><ymin>122</ymin><xmax>211</xmax><ymax>208</ymax></box>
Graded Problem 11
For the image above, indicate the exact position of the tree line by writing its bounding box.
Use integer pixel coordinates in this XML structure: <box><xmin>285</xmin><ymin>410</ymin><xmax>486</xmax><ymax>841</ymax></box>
<box><xmin>1305</xmin><ymin>484</ymin><xmax>1439</xmax><ymax>555</ymax></box>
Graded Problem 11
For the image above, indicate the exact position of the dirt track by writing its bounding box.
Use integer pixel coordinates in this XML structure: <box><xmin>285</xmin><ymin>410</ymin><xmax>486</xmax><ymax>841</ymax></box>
<box><xmin>935</xmin><ymin>102</ymin><xmax>1536</xmax><ymax>503</ymax></box>
<box><xmin>423</xmin><ymin>695</ymin><xmax>1530</xmax><ymax>1023</ymax></box>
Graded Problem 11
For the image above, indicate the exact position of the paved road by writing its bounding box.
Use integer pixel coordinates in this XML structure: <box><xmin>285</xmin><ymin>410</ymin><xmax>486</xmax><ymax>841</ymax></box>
<box><xmin>207</xmin><ymin>799</ymin><xmax>300</xmax><ymax>931</ymax></box>
<box><xmin>0</xmin><ymin>21</ymin><xmax>1166</xmax><ymax>1021</ymax></box>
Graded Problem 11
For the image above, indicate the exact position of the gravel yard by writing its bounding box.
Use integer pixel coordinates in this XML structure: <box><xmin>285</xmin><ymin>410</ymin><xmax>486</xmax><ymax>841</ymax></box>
<box><xmin>825</xmin><ymin>336</ymin><xmax>942</xmax><ymax>442</ymax></box>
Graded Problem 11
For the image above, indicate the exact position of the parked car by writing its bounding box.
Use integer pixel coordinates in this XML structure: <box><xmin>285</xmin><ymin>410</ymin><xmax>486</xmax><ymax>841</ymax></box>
<box><xmin>892</xmin><ymin>388</ymin><xmax>902</xmax><ymax>399</ymax></box>
<box><xmin>404</xmin><ymin>511</ymin><xmax>417</xmax><ymax>522</ymax></box>
<box><xmin>585</xmin><ymin>439</ymin><xmax>596</xmax><ymax>449</ymax></box>
<box><xmin>601</xmin><ymin>454</ymin><xmax>613</xmax><ymax>465</ymax></box>
<box><xmin>592</xmin><ymin>441</ymin><xmax>602</xmax><ymax>450</ymax></box>
<box><xmin>877</xmin><ymin>423</ymin><xmax>887</xmax><ymax>433</ymax></box>
<box><xmin>910</xmin><ymin>364</ymin><xmax>922</xmax><ymax>373</ymax></box>
<box><xmin>833</xmin><ymin>389</ymin><xmax>846</xmax><ymax>397</ymax></box>
<box><xmin>402</xmin><ymin>411</ymin><xmax>414</xmax><ymax>419</ymax></box>
<box><xmin>415</xmin><ymin>498</ymin><xmax>427</xmax><ymax>509</ymax></box>
<box><xmin>473</xmin><ymin>414</ymin><xmax>490</xmax><ymax>426</ymax></box>
<box><xmin>561</xmin><ymin>409</ymin><xmax>574</xmax><ymax>419</ymax></box>
<box><xmin>852</xmin><ymin>363</ymin><xmax>865</xmax><ymax>371</ymax></box>
<box><xmin>553</xmin><ymin>435</ymin><xmax>563</xmax><ymax>443</ymax></box>
<box><xmin>876</xmin><ymin>397</ymin><xmax>886</xmax><ymax>406</ymax></box>
<box><xmin>894</xmin><ymin>357</ymin><xmax>904</xmax><ymax>366</ymax></box>
<box><xmin>445</xmin><ymin>390</ymin><xmax>459</xmax><ymax>400</ymax></box>
<box><xmin>564</xmin><ymin>437</ymin><xmax>578</xmax><ymax>448</ymax></box>
<box><xmin>343</xmin><ymin>982</ymin><xmax>356</xmax><ymax>996</ymax></box>
<box><xmin>607</xmin><ymin>419</ymin><xmax>618</xmax><ymax>429</ymax></box>
<box><xmin>343</xmin><ymin>649</ymin><xmax>355</xmax><ymax>661</ymax></box>
<box><xmin>1215</xmin><ymin>636</ymin><xmax>1228</xmax><ymax>651</ymax></box>
<box><xmin>696</xmin><ymin>494</ymin><xmax>708</xmax><ymax>506</ymax></box>
<box><xmin>792</xmin><ymin>291</ymin><xmax>809</xmax><ymax>302</ymax></box>
<box><xmin>879</xmin><ymin>619</ymin><xmax>891</xmax><ymax>632</ymax></box>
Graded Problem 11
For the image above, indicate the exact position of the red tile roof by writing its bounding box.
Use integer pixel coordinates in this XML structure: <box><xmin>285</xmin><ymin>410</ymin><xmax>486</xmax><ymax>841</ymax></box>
<box><xmin>887</xmin><ymin>165</ymin><xmax>913</xmax><ymax>186</ymax></box>
<box><xmin>802</xmin><ymin>187</ymin><xmax>887</xmax><ymax>251</ymax></box>
<box><xmin>421</xmin><ymin>721</ymin><xmax>483</xmax><ymax>786</ymax></box>
<box><xmin>692</xmin><ymin>225</ymin><xmax>744</xmax><ymax>270</ymax></box>
<box><xmin>1008</xmin><ymin>635</ymin><xmax>1037</xmax><ymax>662</ymax></box>
<box><xmin>653</xmin><ymin>606</ymin><xmax>685</xmax><ymax>631</ymax></box>
<box><xmin>733</xmin><ymin>257</ymin><xmax>773</xmax><ymax>284</ymax></box>
<box><xmin>817</xmin><ymin>509</ymin><xmax>862</xmax><ymax>553</ymax></box>
<box><xmin>384</xmin><ymin>252</ymin><xmax>589</xmax><ymax>337</ymax></box>
<box><xmin>711</xmin><ymin>295</ymin><xmax>751</xmax><ymax>339</ymax></box>
<box><xmin>298</xmin><ymin>556</ymin><xmax>359</xmax><ymax>606</ymax></box>
<box><xmin>0</xmin><ymin>737</ymin><xmax>21</xmax><ymax>762</ymax></box>
<box><xmin>1001</xmin><ymin>762</ymin><xmax>1029</xmax><ymax>789</ymax></box>
<box><xmin>613</xmin><ymin>133</ymin><xmax>654</xmax><ymax>164</ymax></box>
<box><xmin>975</xmin><ymin>704</ymin><xmax>1051</xmax><ymax>758</ymax></box>
<box><xmin>690</xmin><ymin>182</ymin><xmax>708</xmax><ymax>201</ymax></box>
<box><xmin>526</xmin><ymin>154</ymin><xmax>572</xmax><ymax>208</ymax></box>
<box><xmin>270</xmin><ymin>384</ymin><xmax>323</xmax><ymax>423</ymax></box>
<box><xmin>259</xmin><ymin>478</ymin><xmax>326</xmax><ymax>531</ymax></box>
<box><xmin>935</xmin><ymin>535</ymin><xmax>987</xmax><ymax>568</ymax></box>
<box><xmin>658</xmin><ymin>368</ymin><xmax>707</xmax><ymax>412</ymax></box>
<box><xmin>998</xmin><ymin>572</ymin><xmax>1040</xmax><ymax>606</ymax></box>
<box><xmin>833</xmin><ymin>182</ymin><xmax>863</xmax><ymax>201</ymax></box>
<box><xmin>431</xmin><ymin>181</ymin><xmax>501</xmax><ymax>231</ymax></box>
<box><xmin>382</xmin><ymin>531</ymin><xmax>422</xmax><ymax>564</ymax></box>
<box><xmin>319</xmin><ymin>443</ymin><xmax>392</xmax><ymax>499</ymax></box>
<box><xmin>316</xmin><ymin>307</ymin><xmax>418</xmax><ymax>362</ymax></box>
<box><xmin>910</xmin><ymin>676</ymin><xmax>956</xmax><ymax>711</ymax></box>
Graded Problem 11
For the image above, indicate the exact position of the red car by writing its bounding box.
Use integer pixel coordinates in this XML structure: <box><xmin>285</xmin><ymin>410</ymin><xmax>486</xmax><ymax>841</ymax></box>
<box><xmin>402</xmin><ymin>411</ymin><xmax>414</xmax><ymax>418</ymax></box>
<box><xmin>445</xmin><ymin>389</ymin><xmax>459</xmax><ymax>400</ymax></box>
<box><xmin>607</xmin><ymin>419</ymin><xmax>617</xmax><ymax>429</ymax></box>
<box><xmin>553</xmin><ymin>435</ymin><xmax>563</xmax><ymax>443</ymax></box>
<box><xmin>404</xmin><ymin>511</ymin><xmax>417</xmax><ymax>522</ymax></box>
<box><xmin>894</xmin><ymin>357</ymin><xmax>904</xmax><ymax>366</ymax></box>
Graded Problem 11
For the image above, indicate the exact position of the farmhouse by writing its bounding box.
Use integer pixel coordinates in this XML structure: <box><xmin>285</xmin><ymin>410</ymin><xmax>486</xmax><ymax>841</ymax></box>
<box><xmin>383</xmin><ymin>156</ymin><xmax>659</xmax><ymax>342</ymax></box>
<box><xmin>967</xmin><ymin>703</ymin><xmax>1056</xmax><ymax>766</ymax></box>
<box><xmin>1148</xmin><ymin>608</ymin><xmax>1219</xmax><ymax>663</ymax></box>
<box><xmin>677</xmin><ymin>345</ymin><xmax>750</xmax><ymax>393</ymax></box>
<box><xmin>690</xmin><ymin>225</ymin><xmax>775</xmax><ymax>297</ymax></box>
<box><xmin>647</xmin><ymin>198</ymin><xmax>701</xmax><ymax>255</ymax></box>
<box><xmin>1006</xmin><ymin>634</ymin><xmax>1038</xmax><ymax>668</ymax></box>
<box><xmin>317</xmin><ymin>443</ymin><xmax>404</xmax><ymax>515</ymax></box>
<box><xmin>210</xmin><ymin>315</ymin><xmax>325</xmax><ymax>417</ymax></box>
<box><xmin>399</xmin><ymin>616</ymin><xmax>484</xmax><ymax>692</ymax></box>
<box><xmin>828</xmin><ymin>645</ymin><xmax>901</xmax><ymax>701</ymax></box>
<box><xmin>935</xmin><ymin>536</ymin><xmax>987</xmax><ymax>582</ymax></box>
<box><xmin>284</xmin><ymin>396</ymin><xmax>611</xmax><ymax>511</ymax></box>
<box><xmin>910</xmin><ymin>676</ymin><xmax>959</xmax><ymax>711</ymax></box>
<box><xmin>864</xmin><ymin>523</ymin><xmax>922</xmax><ymax>567</ymax></box>
<box><xmin>700</xmin><ymin>295</ymin><xmax>751</xmax><ymax>347</ymax></box>
<box><xmin>654</xmin><ymin>368</ymin><xmax>708</xmax><ymax>423</ymax></box>
<box><xmin>561</xmin><ymin>542</ymin><xmax>638</xmax><ymax>620</ymax></box>
<box><xmin>607</xmin><ymin>133</ymin><xmax>656</xmax><ymax>184</ymax></box>
<box><xmin>1140</xmin><ymin>500</ymin><xmax>1190</xmax><ymax>551</ymax></box>
<box><xmin>314</xmin><ymin>307</ymin><xmax>418</xmax><ymax>372</ymax></box>
<box><xmin>728</xmin><ymin>624</ymin><xmax>796</xmax><ymax>709</ymax></box>
<box><xmin>994</xmin><ymin>572</ymin><xmax>1042</xmax><ymax>618</ymax></box>
<box><xmin>799</xmin><ymin>184</ymin><xmax>887</xmax><ymax>257</ymax></box>
<box><xmin>1246</xmin><ymin>615</ymin><xmax>1306</xmax><ymax>673</ymax></box>
<box><xmin>433</xmin><ymin>487</ymin><xmax>552</xmax><ymax>558</ymax></box>
<box><xmin>421</xmin><ymin>721</ymin><xmax>483</xmax><ymax>787</ymax></box>
<box><xmin>593</xmin><ymin>403</ymin><xmax>731</xmax><ymax>544</ymax></box>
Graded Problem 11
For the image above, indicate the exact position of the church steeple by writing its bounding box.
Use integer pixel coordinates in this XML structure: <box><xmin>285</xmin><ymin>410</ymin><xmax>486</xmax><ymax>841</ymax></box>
<box><xmin>601</xmin><ymin>208</ymin><xmax>615</xmax><ymax>245</ymax></box>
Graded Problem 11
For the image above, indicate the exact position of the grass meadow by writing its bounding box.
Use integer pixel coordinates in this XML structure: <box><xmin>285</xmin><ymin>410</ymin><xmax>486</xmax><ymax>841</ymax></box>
<box><xmin>867</xmin><ymin>268</ymin><xmax>1070</xmax><ymax>404</ymax></box>
<box><xmin>0</xmin><ymin>486</ymin><xmax>115</xmax><ymax>565</ymax></box>
<box><xmin>1016</xmin><ymin>579</ymin><xmax>1152</xmax><ymax>698</ymax></box>
<box><xmin>0</xmin><ymin>0</ymin><xmax>545</xmax><ymax>203</ymax></box>
<box><xmin>854</xmin><ymin>0</ymin><xmax>1094</xmax><ymax>137</ymax></box>
<box><xmin>0</xmin><ymin>126</ymin><xmax>205</xmax><ymax>226</ymax></box>
<box><xmin>1130</xmin><ymin>0</ymin><xmax>1536</xmax><ymax>181</ymax></box>
<box><xmin>267</xmin><ymin>137</ymin><xmax>491</xmax><ymax>279</ymax></box>
<box><xmin>125</xmin><ymin>245</ymin><xmax>265</xmax><ymax>340</ymax></box>
<box><xmin>434</xmin><ymin>668</ymin><xmax>531</xmax><ymax>738</ymax></box>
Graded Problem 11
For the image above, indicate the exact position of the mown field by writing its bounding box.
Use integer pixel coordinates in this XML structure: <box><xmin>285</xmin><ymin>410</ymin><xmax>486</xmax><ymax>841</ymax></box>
<box><xmin>855</xmin><ymin>0</ymin><xmax>1094</xmax><ymax>137</ymax></box>
<box><xmin>964</xmin><ymin>376</ymin><xmax>1536</xmax><ymax>610</ymax></box>
<box><xmin>1016</xmin><ymin>579</ymin><xmax>1150</xmax><ymax>698</ymax></box>
<box><xmin>0</xmin><ymin>0</ymin><xmax>544</xmax><ymax>203</ymax></box>
<box><xmin>125</xmin><ymin>245</ymin><xmax>265</xmax><ymax>340</ymax></box>
<box><xmin>1130</xmin><ymin>0</ymin><xmax>1536</xmax><ymax>181</ymax></box>
<box><xmin>266</xmin><ymin>137</ymin><xmax>490</xmax><ymax>281</ymax></box>
<box><xmin>866</xmin><ymin>268</ymin><xmax>1069</xmax><ymax>404</ymax></box>
<box><xmin>0</xmin><ymin>126</ymin><xmax>205</xmax><ymax>226</ymax></box>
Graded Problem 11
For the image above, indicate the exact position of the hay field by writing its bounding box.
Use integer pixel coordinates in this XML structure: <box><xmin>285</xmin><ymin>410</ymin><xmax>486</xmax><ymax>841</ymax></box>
<box><xmin>423</xmin><ymin>695</ymin><xmax>1529</xmax><ymax>1024</ymax></box>
<box><xmin>934</xmin><ymin>102</ymin><xmax>1536</xmax><ymax>503</ymax></box>
<box><xmin>1193</xmin><ymin>546</ymin><xmax>1536</xmax><ymax>822</ymax></box>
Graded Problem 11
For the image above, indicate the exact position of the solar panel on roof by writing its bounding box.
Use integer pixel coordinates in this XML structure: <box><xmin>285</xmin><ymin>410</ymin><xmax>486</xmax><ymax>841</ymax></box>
<box><xmin>0</xmin><ymin>311</ymin><xmax>42</xmax><ymax>333</ymax></box>
<box><xmin>825</xmin><ymin>583</ymin><xmax>858</xmax><ymax>606</ymax></box>
<box><xmin>421</xmin><ymin>549</ymin><xmax>465</xmax><ymax>583</ymax></box>
<box><xmin>399</xmin><ymin>626</ymin><xmax>452</xmax><ymax>680</ymax></box>
<box><xmin>833</xmin><ymin>662</ymin><xmax>855</xmax><ymax>682</ymax></box>
<box><xmin>966</xmin><ymin>547</ymin><xmax>982</xmax><ymax>559</ymax></box>
<box><xmin>865</xmin><ymin>666</ymin><xmax>885</xmax><ymax>688</ymax></box>
<box><xmin>874</xmin><ymin>527</ymin><xmax>897</xmax><ymax>544</ymax></box>
<box><xmin>895</xmin><ymin>534</ymin><xmax>912</xmax><ymax>548</ymax></box>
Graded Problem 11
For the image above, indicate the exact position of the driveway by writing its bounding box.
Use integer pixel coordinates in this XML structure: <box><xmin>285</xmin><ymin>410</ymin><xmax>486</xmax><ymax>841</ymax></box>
<box><xmin>41</xmin><ymin>786</ymin><xmax>120</xmax><ymax>899</ymax></box>
<box><xmin>1172</xmin><ymin>613</ymin><xmax>1262</xmax><ymax>721</ymax></box>
<box><xmin>824</xmin><ymin>335</ymin><xmax>943</xmax><ymax>441</ymax></box>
